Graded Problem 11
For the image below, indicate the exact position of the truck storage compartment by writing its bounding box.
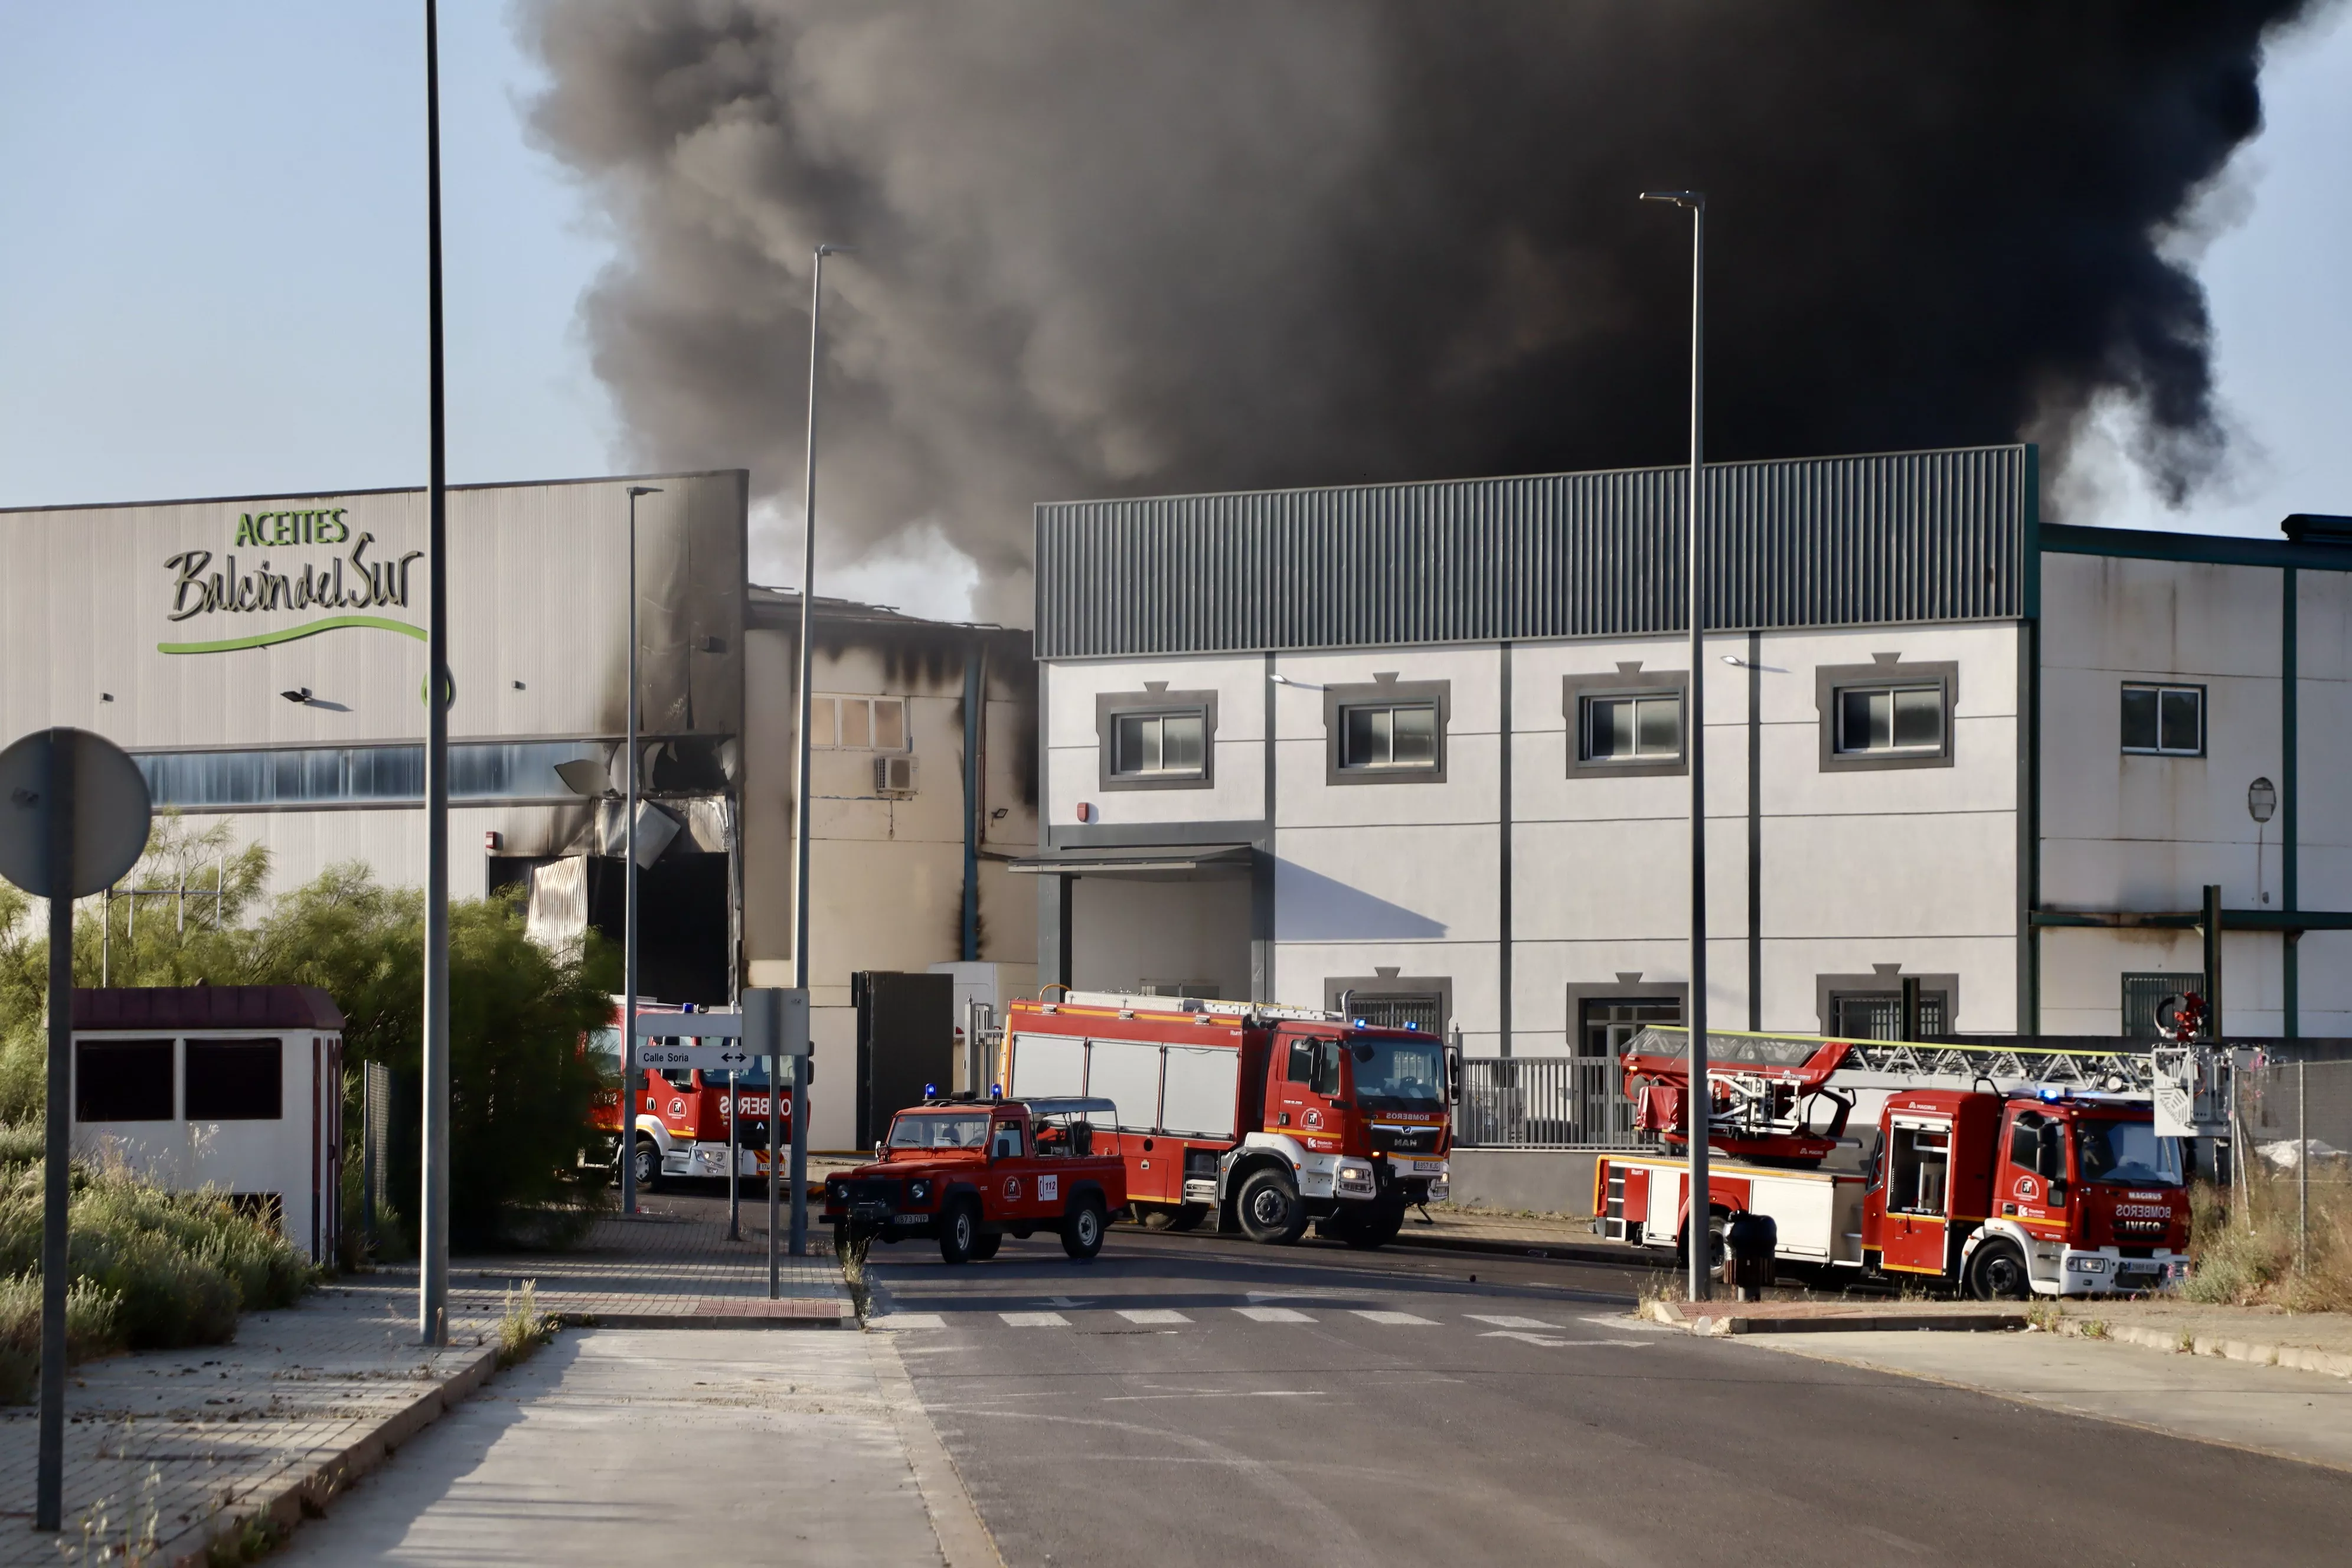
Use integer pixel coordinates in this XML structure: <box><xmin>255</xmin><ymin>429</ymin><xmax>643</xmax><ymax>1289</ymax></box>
<box><xmin>1161</xmin><ymin>1046</ymin><xmax>1240</xmax><ymax>1138</ymax></box>
<box><xmin>1088</xmin><ymin>1039</ymin><xmax>1165</xmax><ymax>1131</ymax></box>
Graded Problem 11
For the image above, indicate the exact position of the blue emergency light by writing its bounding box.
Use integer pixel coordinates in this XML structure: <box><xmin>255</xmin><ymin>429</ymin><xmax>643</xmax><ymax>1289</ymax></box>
<box><xmin>990</xmin><ymin>1083</ymin><xmax>1002</xmax><ymax>1099</ymax></box>
<box><xmin>924</xmin><ymin>1082</ymin><xmax>937</xmax><ymax>1097</ymax></box>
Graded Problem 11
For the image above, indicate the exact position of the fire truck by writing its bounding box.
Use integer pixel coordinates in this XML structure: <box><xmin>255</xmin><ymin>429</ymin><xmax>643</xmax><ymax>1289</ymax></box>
<box><xmin>1590</xmin><ymin>1027</ymin><xmax>2194</xmax><ymax>1298</ymax></box>
<box><xmin>822</xmin><ymin>1096</ymin><xmax>1126</xmax><ymax>1263</ymax></box>
<box><xmin>998</xmin><ymin>992</ymin><xmax>1455</xmax><ymax>1249</ymax></box>
<box><xmin>589</xmin><ymin>1001</ymin><xmax>784</xmax><ymax>1190</ymax></box>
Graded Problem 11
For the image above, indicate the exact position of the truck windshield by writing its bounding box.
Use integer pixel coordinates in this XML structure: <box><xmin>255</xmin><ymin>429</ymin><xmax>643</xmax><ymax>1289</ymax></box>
<box><xmin>2075</xmin><ymin>1118</ymin><xmax>2183</xmax><ymax>1187</ymax></box>
<box><xmin>888</xmin><ymin>1113</ymin><xmax>991</xmax><ymax>1150</ymax></box>
<box><xmin>1348</xmin><ymin>1035</ymin><xmax>1446</xmax><ymax>1110</ymax></box>
<box><xmin>587</xmin><ymin>1027</ymin><xmax>621</xmax><ymax>1082</ymax></box>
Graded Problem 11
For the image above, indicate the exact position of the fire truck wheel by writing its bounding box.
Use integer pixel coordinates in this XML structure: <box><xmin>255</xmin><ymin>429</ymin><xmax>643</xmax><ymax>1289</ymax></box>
<box><xmin>1135</xmin><ymin>1203</ymin><xmax>1179</xmax><ymax>1230</ymax></box>
<box><xmin>1236</xmin><ymin>1168</ymin><xmax>1309</xmax><ymax>1245</ymax></box>
<box><xmin>1167</xmin><ymin>1203</ymin><xmax>1208</xmax><ymax>1233</ymax></box>
<box><xmin>939</xmin><ymin>1201</ymin><xmax>982</xmax><ymax>1265</ymax></box>
<box><xmin>1965</xmin><ymin>1238</ymin><xmax>2033</xmax><ymax>1301</ymax></box>
<box><xmin>968</xmin><ymin>1231</ymin><xmax>1003</xmax><ymax>1261</ymax></box>
<box><xmin>631</xmin><ymin>1136</ymin><xmax>662</xmax><ymax>1193</ymax></box>
<box><xmin>1061</xmin><ymin>1196</ymin><xmax>1108</xmax><ymax>1259</ymax></box>
<box><xmin>1676</xmin><ymin>1213</ymin><xmax>1727</xmax><ymax>1273</ymax></box>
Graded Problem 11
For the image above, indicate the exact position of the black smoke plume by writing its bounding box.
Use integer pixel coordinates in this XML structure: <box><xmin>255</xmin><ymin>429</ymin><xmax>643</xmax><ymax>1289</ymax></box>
<box><xmin>520</xmin><ymin>1</ymin><xmax>2321</xmax><ymax>621</ymax></box>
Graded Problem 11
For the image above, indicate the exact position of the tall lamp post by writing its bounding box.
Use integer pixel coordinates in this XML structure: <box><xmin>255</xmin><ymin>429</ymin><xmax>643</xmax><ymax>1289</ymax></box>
<box><xmin>618</xmin><ymin>485</ymin><xmax>661</xmax><ymax>1219</ymax></box>
<box><xmin>784</xmin><ymin>242</ymin><xmax>851</xmax><ymax>1278</ymax></box>
<box><xmin>1642</xmin><ymin>188</ymin><xmax>1710</xmax><ymax>1302</ymax></box>
<box><xmin>419</xmin><ymin>0</ymin><xmax>453</xmax><ymax>1348</ymax></box>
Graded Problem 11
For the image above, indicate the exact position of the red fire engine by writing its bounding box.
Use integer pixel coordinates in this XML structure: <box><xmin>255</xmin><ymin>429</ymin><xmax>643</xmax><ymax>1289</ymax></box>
<box><xmin>999</xmin><ymin>992</ymin><xmax>1456</xmax><ymax>1249</ymax></box>
<box><xmin>590</xmin><ymin>1001</ymin><xmax>784</xmax><ymax>1190</ymax></box>
<box><xmin>1593</xmin><ymin>1027</ymin><xmax>2193</xmax><ymax>1297</ymax></box>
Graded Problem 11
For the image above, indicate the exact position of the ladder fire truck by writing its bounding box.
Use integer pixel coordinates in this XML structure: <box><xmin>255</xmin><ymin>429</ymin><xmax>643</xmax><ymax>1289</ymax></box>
<box><xmin>1591</xmin><ymin>1027</ymin><xmax>2197</xmax><ymax>1298</ymax></box>
<box><xmin>999</xmin><ymin>992</ymin><xmax>1455</xmax><ymax>1249</ymax></box>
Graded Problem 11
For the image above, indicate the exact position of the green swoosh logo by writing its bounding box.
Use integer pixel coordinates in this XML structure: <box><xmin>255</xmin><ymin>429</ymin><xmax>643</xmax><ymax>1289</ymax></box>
<box><xmin>158</xmin><ymin>615</ymin><xmax>427</xmax><ymax>655</ymax></box>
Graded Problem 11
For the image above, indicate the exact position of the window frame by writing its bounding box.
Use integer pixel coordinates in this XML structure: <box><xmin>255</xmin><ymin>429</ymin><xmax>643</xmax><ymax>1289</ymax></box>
<box><xmin>1815</xmin><ymin>660</ymin><xmax>1957</xmax><ymax>773</ymax></box>
<box><xmin>1322</xmin><ymin>679</ymin><xmax>1451</xmax><ymax>786</ymax></box>
<box><xmin>810</xmin><ymin>694</ymin><xmax>910</xmax><ymax>753</ymax></box>
<box><xmin>1095</xmin><ymin>688</ymin><xmax>1219</xmax><ymax>792</ymax></box>
<box><xmin>1325</xmin><ymin>975</ymin><xmax>1453</xmax><ymax>1034</ymax></box>
<box><xmin>2119</xmin><ymin>681</ymin><xmax>2206</xmax><ymax>757</ymax></box>
<box><xmin>1813</xmin><ymin>971</ymin><xmax>1961</xmax><ymax>1037</ymax></box>
<box><xmin>1562</xmin><ymin>670</ymin><xmax>1688</xmax><ymax>779</ymax></box>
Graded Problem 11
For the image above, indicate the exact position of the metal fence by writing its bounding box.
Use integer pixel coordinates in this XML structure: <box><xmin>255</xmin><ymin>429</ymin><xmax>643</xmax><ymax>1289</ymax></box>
<box><xmin>2238</xmin><ymin>1057</ymin><xmax>2352</xmax><ymax>1175</ymax></box>
<box><xmin>1456</xmin><ymin>1057</ymin><xmax>1652</xmax><ymax>1149</ymax></box>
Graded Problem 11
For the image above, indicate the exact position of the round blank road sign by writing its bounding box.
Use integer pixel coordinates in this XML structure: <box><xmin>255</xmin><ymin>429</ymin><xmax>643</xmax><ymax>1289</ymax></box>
<box><xmin>0</xmin><ymin>728</ymin><xmax>153</xmax><ymax>899</ymax></box>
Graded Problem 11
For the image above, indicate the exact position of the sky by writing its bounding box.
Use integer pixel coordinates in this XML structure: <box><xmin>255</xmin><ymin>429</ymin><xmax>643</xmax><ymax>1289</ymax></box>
<box><xmin>2</xmin><ymin>2</ymin><xmax>2348</xmax><ymax>625</ymax></box>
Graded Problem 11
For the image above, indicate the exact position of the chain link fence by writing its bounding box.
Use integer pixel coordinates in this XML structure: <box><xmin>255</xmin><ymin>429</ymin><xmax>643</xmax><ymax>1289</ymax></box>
<box><xmin>2239</xmin><ymin>1056</ymin><xmax>2352</xmax><ymax>1177</ymax></box>
<box><xmin>1456</xmin><ymin>1057</ymin><xmax>1651</xmax><ymax>1149</ymax></box>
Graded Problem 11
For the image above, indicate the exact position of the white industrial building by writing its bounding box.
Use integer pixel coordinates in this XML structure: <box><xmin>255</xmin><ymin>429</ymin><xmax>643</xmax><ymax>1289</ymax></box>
<box><xmin>1024</xmin><ymin>444</ymin><xmax>2351</xmax><ymax>1061</ymax></box>
<box><xmin>0</xmin><ymin>472</ymin><xmax>1038</xmax><ymax>1151</ymax></box>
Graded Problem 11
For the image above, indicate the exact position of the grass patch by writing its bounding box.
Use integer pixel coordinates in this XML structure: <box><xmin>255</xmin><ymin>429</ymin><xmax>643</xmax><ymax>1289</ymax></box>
<box><xmin>0</xmin><ymin>1132</ymin><xmax>317</xmax><ymax>1398</ymax></box>
<box><xmin>2180</xmin><ymin>1170</ymin><xmax>2352</xmax><ymax>1313</ymax></box>
<box><xmin>2079</xmin><ymin>1318</ymin><xmax>2111</xmax><ymax>1339</ymax></box>
<box><xmin>495</xmin><ymin>1280</ymin><xmax>556</xmax><ymax>1368</ymax></box>
<box><xmin>2026</xmin><ymin>1299</ymin><xmax>2062</xmax><ymax>1334</ymax></box>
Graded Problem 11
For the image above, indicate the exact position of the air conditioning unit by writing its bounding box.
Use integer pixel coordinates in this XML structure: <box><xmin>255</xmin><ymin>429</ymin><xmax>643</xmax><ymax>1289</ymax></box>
<box><xmin>874</xmin><ymin>754</ymin><xmax>917</xmax><ymax>797</ymax></box>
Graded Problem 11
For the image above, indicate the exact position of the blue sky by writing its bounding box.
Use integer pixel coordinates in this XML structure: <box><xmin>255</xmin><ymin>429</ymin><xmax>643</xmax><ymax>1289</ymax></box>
<box><xmin>3</xmin><ymin>3</ymin><xmax>2348</xmax><ymax>620</ymax></box>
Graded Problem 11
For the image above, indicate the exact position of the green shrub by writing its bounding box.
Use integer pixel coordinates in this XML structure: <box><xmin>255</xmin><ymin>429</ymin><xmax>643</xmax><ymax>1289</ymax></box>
<box><xmin>0</xmin><ymin>1273</ymin><xmax>123</xmax><ymax>1402</ymax></box>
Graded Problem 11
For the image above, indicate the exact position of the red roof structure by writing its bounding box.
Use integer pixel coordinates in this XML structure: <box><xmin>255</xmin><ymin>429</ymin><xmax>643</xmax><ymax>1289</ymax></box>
<box><xmin>70</xmin><ymin>986</ymin><xmax>345</xmax><ymax>1033</ymax></box>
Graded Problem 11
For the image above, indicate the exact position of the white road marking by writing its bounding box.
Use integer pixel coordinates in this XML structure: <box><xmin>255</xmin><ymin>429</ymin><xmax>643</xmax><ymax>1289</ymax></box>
<box><xmin>998</xmin><ymin>1311</ymin><xmax>1070</xmax><ymax>1327</ymax></box>
<box><xmin>1582</xmin><ymin>1314</ymin><xmax>1678</xmax><ymax>1332</ymax></box>
<box><xmin>1479</xmin><ymin>1331</ymin><xmax>1656</xmax><ymax>1349</ymax></box>
<box><xmin>1100</xmin><ymin>1390</ymin><xmax>1327</xmax><ymax>1402</ymax></box>
<box><xmin>1351</xmin><ymin>1310</ymin><xmax>1438</xmax><ymax>1325</ymax></box>
<box><xmin>868</xmin><ymin>1313</ymin><xmax>947</xmax><ymax>1330</ymax></box>
<box><xmin>1465</xmin><ymin>1314</ymin><xmax>1559</xmax><ymax>1329</ymax></box>
<box><xmin>1115</xmin><ymin>1309</ymin><xmax>1193</xmax><ymax>1325</ymax></box>
<box><xmin>1233</xmin><ymin>1306</ymin><xmax>1315</xmax><ymax>1323</ymax></box>
<box><xmin>1044</xmin><ymin>1296</ymin><xmax>1092</xmax><ymax>1308</ymax></box>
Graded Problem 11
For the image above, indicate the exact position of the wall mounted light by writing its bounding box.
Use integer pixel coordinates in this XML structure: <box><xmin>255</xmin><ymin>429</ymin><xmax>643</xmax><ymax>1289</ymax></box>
<box><xmin>280</xmin><ymin>687</ymin><xmax>313</xmax><ymax>705</ymax></box>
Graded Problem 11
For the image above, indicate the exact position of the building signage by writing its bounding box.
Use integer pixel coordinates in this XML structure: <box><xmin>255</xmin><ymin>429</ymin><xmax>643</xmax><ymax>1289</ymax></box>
<box><xmin>156</xmin><ymin>509</ymin><xmax>424</xmax><ymax>655</ymax></box>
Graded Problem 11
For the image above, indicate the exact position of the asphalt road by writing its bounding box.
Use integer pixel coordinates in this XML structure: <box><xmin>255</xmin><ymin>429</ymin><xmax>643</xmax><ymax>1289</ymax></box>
<box><xmin>863</xmin><ymin>1219</ymin><xmax>2352</xmax><ymax>1568</ymax></box>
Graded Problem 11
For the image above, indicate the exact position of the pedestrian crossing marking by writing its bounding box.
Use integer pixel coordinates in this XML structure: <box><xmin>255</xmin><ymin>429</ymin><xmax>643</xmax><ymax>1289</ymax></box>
<box><xmin>1233</xmin><ymin>1306</ymin><xmax>1314</xmax><ymax>1323</ymax></box>
<box><xmin>870</xmin><ymin>1313</ymin><xmax>947</xmax><ymax>1330</ymax></box>
<box><xmin>1350</xmin><ymin>1310</ymin><xmax>1438</xmax><ymax>1325</ymax></box>
<box><xmin>1465</xmin><ymin>1314</ymin><xmax>1559</xmax><ymax>1330</ymax></box>
<box><xmin>999</xmin><ymin>1311</ymin><xmax>1070</xmax><ymax>1327</ymax></box>
<box><xmin>1115</xmin><ymin>1308</ymin><xmax>1192</xmax><ymax>1325</ymax></box>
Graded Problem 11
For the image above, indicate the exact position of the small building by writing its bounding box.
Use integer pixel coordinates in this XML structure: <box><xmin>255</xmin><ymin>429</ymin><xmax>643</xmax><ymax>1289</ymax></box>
<box><xmin>1023</xmin><ymin>443</ymin><xmax>2352</xmax><ymax>1065</ymax></box>
<box><xmin>70</xmin><ymin>985</ymin><xmax>346</xmax><ymax>1262</ymax></box>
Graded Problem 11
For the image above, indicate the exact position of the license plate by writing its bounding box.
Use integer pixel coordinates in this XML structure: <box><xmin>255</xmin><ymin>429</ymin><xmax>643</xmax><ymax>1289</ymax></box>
<box><xmin>892</xmin><ymin>1214</ymin><xmax>925</xmax><ymax>1225</ymax></box>
<box><xmin>1413</xmin><ymin>1161</ymin><xmax>1445</xmax><ymax>1174</ymax></box>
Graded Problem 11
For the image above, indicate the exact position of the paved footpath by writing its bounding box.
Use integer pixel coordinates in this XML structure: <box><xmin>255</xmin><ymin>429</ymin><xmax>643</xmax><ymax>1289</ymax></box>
<box><xmin>0</xmin><ymin>1193</ymin><xmax>851</xmax><ymax>1565</ymax></box>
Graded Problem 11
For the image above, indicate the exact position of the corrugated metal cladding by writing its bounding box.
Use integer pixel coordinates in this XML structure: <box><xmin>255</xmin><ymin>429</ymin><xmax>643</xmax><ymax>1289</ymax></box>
<box><xmin>1034</xmin><ymin>445</ymin><xmax>2029</xmax><ymax>658</ymax></box>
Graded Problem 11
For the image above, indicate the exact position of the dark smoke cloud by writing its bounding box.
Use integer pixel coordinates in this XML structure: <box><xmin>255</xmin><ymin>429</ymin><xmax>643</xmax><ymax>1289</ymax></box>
<box><xmin>519</xmin><ymin>1</ymin><xmax>2319</xmax><ymax>623</ymax></box>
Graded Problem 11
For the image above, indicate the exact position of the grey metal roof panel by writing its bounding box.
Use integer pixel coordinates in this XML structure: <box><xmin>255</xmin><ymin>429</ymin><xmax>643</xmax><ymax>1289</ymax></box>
<box><xmin>1035</xmin><ymin>445</ymin><xmax>2031</xmax><ymax>658</ymax></box>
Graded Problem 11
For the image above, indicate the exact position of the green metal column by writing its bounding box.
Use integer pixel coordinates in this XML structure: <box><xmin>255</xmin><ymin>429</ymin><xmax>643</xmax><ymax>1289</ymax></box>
<box><xmin>2283</xmin><ymin>566</ymin><xmax>2299</xmax><ymax>1038</ymax></box>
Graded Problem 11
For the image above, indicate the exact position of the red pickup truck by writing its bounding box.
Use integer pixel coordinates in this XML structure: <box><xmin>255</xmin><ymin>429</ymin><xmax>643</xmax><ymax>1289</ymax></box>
<box><xmin>822</xmin><ymin>1096</ymin><xmax>1126</xmax><ymax>1264</ymax></box>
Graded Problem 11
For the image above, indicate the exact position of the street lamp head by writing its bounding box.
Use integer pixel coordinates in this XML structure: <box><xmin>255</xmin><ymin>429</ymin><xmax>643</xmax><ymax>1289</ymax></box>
<box><xmin>2249</xmin><ymin>776</ymin><xmax>2278</xmax><ymax>824</ymax></box>
<box><xmin>1639</xmin><ymin>190</ymin><xmax>1705</xmax><ymax>209</ymax></box>
<box><xmin>627</xmin><ymin>485</ymin><xmax>662</xmax><ymax>498</ymax></box>
<box><xmin>815</xmin><ymin>243</ymin><xmax>857</xmax><ymax>257</ymax></box>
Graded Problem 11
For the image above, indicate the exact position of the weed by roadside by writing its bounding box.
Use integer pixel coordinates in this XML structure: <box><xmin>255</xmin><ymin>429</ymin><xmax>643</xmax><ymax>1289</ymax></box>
<box><xmin>203</xmin><ymin>1511</ymin><xmax>287</xmax><ymax>1566</ymax></box>
<box><xmin>495</xmin><ymin>1281</ymin><xmax>556</xmax><ymax>1368</ymax></box>
<box><xmin>2180</xmin><ymin>1170</ymin><xmax>2352</xmax><ymax>1312</ymax></box>
<box><xmin>2026</xmin><ymin>1299</ymin><xmax>2062</xmax><ymax>1333</ymax></box>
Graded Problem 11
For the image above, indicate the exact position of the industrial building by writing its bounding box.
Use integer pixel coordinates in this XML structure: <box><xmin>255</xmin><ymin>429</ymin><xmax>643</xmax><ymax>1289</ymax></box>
<box><xmin>1024</xmin><ymin>443</ymin><xmax>2351</xmax><ymax>1067</ymax></box>
<box><xmin>0</xmin><ymin>472</ymin><xmax>1037</xmax><ymax>1149</ymax></box>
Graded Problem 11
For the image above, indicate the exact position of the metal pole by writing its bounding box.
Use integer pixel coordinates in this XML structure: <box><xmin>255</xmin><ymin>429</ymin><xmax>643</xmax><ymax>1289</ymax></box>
<box><xmin>36</xmin><ymin>732</ymin><xmax>76</xmax><ymax>1532</ymax></box>
<box><xmin>727</xmin><ymin>1067</ymin><xmax>741</xmax><ymax>1242</ymax></box>
<box><xmin>622</xmin><ymin>486</ymin><xmax>654</xmax><ymax>1216</ymax></box>
<box><xmin>100</xmin><ymin>883</ymin><xmax>110</xmax><ymax>987</ymax></box>
<box><xmin>2298</xmin><ymin>1059</ymin><xmax>2309</xmax><ymax>1273</ymax></box>
<box><xmin>417</xmin><ymin>0</ymin><xmax>452</xmax><ymax>1350</ymax></box>
<box><xmin>1644</xmin><ymin>190</ymin><xmax>1709</xmax><ymax>1302</ymax></box>
<box><xmin>788</xmin><ymin>244</ymin><xmax>844</xmax><ymax>1273</ymax></box>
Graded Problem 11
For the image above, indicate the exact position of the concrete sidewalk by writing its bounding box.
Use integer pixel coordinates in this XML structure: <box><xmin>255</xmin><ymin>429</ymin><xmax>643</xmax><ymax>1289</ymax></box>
<box><xmin>273</xmin><ymin>1328</ymin><xmax>995</xmax><ymax>1568</ymax></box>
<box><xmin>1747</xmin><ymin>1327</ymin><xmax>2352</xmax><ymax>1474</ymax></box>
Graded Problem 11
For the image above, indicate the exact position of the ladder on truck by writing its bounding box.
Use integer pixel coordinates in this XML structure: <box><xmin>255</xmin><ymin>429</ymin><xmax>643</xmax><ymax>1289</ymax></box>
<box><xmin>1624</xmin><ymin>1025</ymin><xmax>2160</xmax><ymax>1095</ymax></box>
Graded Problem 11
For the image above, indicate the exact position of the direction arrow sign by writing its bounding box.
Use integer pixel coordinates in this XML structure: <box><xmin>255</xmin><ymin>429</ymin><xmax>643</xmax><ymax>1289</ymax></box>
<box><xmin>632</xmin><ymin>1012</ymin><xmax>745</xmax><ymax>1038</ymax></box>
<box><xmin>635</xmin><ymin>1041</ymin><xmax>762</xmax><ymax>1071</ymax></box>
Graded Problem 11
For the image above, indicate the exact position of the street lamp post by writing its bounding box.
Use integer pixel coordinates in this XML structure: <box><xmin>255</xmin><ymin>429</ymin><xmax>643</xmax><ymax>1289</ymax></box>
<box><xmin>619</xmin><ymin>485</ymin><xmax>661</xmax><ymax>1219</ymax></box>
<box><xmin>783</xmin><ymin>242</ymin><xmax>851</xmax><ymax>1282</ymax></box>
<box><xmin>418</xmin><ymin>0</ymin><xmax>453</xmax><ymax>1348</ymax></box>
<box><xmin>1642</xmin><ymin>188</ymin><xmax>1710</xmax><ymax>1303</ymax></box>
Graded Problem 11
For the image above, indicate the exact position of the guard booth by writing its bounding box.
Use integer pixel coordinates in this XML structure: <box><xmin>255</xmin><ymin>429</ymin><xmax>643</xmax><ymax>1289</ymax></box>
<box><xmin>69</xmin><ymin>986</ymin><xmax>345</xmax><ymax>1262</ymax></box>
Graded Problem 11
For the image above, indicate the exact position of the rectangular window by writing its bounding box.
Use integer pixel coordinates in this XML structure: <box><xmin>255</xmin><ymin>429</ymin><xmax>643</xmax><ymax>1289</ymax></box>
<box><xmin>812</xmin><ymin>695</ymin><xmax>908</xmax><ymax>752</ymax></box>
<box><xmin>75</xmin><ymin>1039</ymin><xmax>175</xmax><ymax>1122</ymax></box>
<box><xmin>2121</xmin><ymin>972</ymin><xmax>2205</xmax><ymax>1039</ymax></box>
<box><xmin>184</xmin><ymin>1039</ymin><xmax>283</xmax><ymax>1121</ymax></box>
<box><xmin>2120</xmin><ymin>684</ymin><xmax>2204</xmax><ymax>756</ymax></box>
<box><xmin>1112</xmin><ymin>710</ymin><xmax>1207</xmax><ymax>778</ymax></box>
<box><xmin>1836</xmin><ymin>685</ymin><xmax>1945</xmax><ymax>754</ymax></box>
<box><xmin>1583</xmin><ymin>694</ymin><xmax>1682</xmax><ymax>762</ymax></box>
<box><xmin>1828</xmin><ymin>991</ymin><xmax>1948</xmax><ymax>1040</ymax></box>
<box><xmin>133</xmin><ymin>741</ymin><xmax>615</xmax><ymax>809</ymax></box>
<box><xmin>1339</xmin><ymin>703</ymin><xmax>1439</xmax><ymax>770</ymax></box>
